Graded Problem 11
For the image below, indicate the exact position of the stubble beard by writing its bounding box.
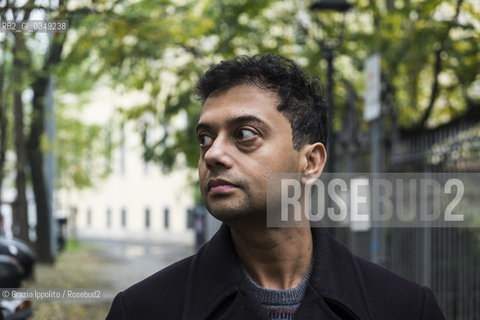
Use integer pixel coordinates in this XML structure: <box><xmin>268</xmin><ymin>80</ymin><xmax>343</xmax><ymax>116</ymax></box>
<box><xmin>203</xmin><ymin>186</ymin><xmax>266</xmax><ymax>223</ymax></box>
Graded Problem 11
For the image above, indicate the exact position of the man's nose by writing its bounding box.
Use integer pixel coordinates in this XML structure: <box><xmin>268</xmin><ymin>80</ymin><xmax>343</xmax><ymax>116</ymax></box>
<box><xmin>204</xmin><ymin>135</ymin><xmax>234</xmax><ymax>169</ymax></box>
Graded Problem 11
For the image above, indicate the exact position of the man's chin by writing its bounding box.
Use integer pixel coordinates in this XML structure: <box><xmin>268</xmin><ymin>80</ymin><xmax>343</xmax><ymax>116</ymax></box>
<box><xmin>205</xmin><ymin>203</ymin><xmax>252</xmax><ymax>222</ymax></box>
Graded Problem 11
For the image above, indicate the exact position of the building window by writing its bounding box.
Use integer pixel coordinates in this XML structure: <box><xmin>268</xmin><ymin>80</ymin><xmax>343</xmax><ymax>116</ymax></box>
<box><xmin>121</xmin><ymin>208</ymin><xmax>127</xmax><ymax>228</ymax></box>
<box><xmin>164</xmin><ymin>207</ymin><xmax>169</xmax><ymax>230</ymax></box>
<box><xmin>143</xmin><ymin>160</ymin><xmax>149</xmax><ymax>175</ymax></box>
<box><xmin>105</xmin><ymin>125</ymin><xmax>112</xmax><ymax>175</ymax></box>
<box><xmin>120</xmin><ymin>124</ymin><xmax>126</xmax><ymax>175</ymax></box>
<box><xmin>87</xmin><ymin>208</ymin><xmax>92</xmax><ymax>227</ymax></box>
<box><xmin>145</xmin><ymin>208</ymin><xmax>150</xmax><ymax>229</ymax></box>
<box><xmin>106</xmin><ymin>208</ymin><xmax>111</xmax><ymax>228</ymax></box>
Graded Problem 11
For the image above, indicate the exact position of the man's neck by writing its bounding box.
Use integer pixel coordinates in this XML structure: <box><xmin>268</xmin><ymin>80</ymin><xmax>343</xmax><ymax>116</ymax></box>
<box><xmin>228</xmin><ymin>219</ymin><xmax>312</xmax><ymax>290</ymax></box>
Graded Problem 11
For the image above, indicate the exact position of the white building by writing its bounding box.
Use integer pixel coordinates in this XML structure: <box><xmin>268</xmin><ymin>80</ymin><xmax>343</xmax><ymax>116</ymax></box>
<box><xmin>58</xmin><ymin>87</ymin><xmax>195</xmax><ymax>243</ymax></box>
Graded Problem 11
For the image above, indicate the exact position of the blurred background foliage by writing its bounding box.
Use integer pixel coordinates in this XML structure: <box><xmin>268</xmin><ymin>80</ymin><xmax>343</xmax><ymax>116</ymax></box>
<box><xmin>55</xmin><ymin>0</ymin><xmax>480</xmax><ymax>173</ymax></box>
<box><xmin>1</xmin><ymin>0</ymin><xmax>479</xmax><ymax>181</ymax></box>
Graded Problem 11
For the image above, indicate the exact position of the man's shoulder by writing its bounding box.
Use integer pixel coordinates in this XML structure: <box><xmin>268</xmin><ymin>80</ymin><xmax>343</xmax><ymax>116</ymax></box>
<box><xmin>313</xmin><ymin>229</ymin><xmax>445</xmax><ymax>319</ymax></box>
<box><xmin>324</xmin><ymin>230</ymin><xmax>425</xmax><ymax>296</ymax></box>
<box><xmin>323</xmin><ymin>230</ymin><xmax>425</xmax><ymax>297</ymax></box>
<box><xmin>352</xmin><ymin>254</ymin><xmax>441</xmax><ymax>318</ymax></box>
<box><xmin>354</xmin><ymin>254</ymin><xmax>420</xmax><ymax>291</ymax></box>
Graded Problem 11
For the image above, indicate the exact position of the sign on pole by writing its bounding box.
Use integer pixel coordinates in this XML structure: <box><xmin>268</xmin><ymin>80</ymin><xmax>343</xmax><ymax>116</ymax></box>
<box><xmin>364</xmin><ymin>54</ymin><xmax>381</xmax><ymax>121</ymax></box>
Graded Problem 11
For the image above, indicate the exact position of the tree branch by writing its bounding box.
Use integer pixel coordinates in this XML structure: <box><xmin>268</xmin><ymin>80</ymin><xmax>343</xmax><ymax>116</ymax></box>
<box><xmin>416</xmin><ymin>48</ymin><xmax>442</xmax><ymax>128</ymax></box>
<box><xmin>413</xmin><ymin>0</ymin><xmax>464</xmax><ymax>129</ymax></box>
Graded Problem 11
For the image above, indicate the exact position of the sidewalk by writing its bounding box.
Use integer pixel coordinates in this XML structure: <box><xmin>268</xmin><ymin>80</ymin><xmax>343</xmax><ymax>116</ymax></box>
<box><xmin>22</xmin><ymin>239</ymin><xmax>193</xmax><ymax>320</ymax></box>
<box><xmin>77</xmin><ymin>229</ymin><xmax>195</xmax><ymax>246</ymax></box>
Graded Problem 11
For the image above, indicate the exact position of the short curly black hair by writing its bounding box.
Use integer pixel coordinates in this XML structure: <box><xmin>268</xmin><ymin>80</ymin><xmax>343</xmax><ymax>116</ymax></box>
<box><xmin>195</xmin><ymin>53</ymin><xmax>328</xmax><ymax>150</ymax></box>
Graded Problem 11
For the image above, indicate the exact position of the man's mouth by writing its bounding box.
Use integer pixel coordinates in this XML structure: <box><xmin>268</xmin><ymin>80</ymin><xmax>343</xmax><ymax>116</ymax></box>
<box><xmin>207</xmin><ymin>178</ymin><xmax>238</xmax><ymax>194</ymax></box>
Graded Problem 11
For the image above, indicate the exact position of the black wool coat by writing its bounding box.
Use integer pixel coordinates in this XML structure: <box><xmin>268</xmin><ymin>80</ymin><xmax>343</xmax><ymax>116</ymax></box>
<box><xmin>106</xmin><ymin>225</ymin><xmax>445</xmax><ymax>320</ymax></box>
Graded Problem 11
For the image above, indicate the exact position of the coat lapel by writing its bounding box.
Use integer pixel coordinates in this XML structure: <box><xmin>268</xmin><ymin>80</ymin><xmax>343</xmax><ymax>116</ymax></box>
<box><xmin>294</xmin><ymin>284</ymin><xmax>343</xmax><ymax>320</ymax></box>
<box><xmin>182</xmin><ymin>224</ymin><xmax>269</xmax><ymax>320</ymax></box>
<box><xmin>183</xmin><ymin>224</ymin><xmax>373</xmax><ymax>320</ymax></box>
<box><xmin>218</xmin><ymin>284</ymin><xmax>270</xmax><ymax>320</ymax></box>
<box><xmin>308</xmin><ymin>228</ymin><xmax>373</xmax><ymax>320</ymax></box>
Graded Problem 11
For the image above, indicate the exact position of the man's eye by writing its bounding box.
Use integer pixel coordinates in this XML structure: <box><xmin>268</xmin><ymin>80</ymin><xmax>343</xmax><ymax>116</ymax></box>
<box><xmin>236</xmin><ymin>129</ymin><xmax>256</xmax><ymax>140</ymax></box>
<box><xmin>198</xmin><ymin>134</ymin><xmax>213</xmax><ymax>147</ymax></box>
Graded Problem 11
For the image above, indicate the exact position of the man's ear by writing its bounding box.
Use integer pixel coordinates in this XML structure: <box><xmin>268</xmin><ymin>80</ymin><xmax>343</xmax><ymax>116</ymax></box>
<box><xmin>299</xmin><ymin>143</ymin><xmax>327</xmax><ymax>184</ymax></box>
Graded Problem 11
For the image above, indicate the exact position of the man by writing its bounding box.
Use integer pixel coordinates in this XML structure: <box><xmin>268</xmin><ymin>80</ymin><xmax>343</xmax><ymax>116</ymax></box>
<box><xmin>106</xmin><ymin>54</ymin><xmax>445</xmax><ymax>319</ymax></box>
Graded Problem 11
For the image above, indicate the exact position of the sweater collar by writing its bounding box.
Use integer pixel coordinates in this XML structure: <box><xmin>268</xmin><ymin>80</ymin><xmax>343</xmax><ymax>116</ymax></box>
<box><xmin>184</xmin><ymin>224</ymin><xmax>372</xmax><ymax>320</ymax></box>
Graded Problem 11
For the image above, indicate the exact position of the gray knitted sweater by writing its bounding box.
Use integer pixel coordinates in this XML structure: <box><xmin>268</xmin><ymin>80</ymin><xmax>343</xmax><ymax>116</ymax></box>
<box><xmin>243</xmin><ymin>267</ymin><xmax>311</xmax><ymax>320</ymax></box>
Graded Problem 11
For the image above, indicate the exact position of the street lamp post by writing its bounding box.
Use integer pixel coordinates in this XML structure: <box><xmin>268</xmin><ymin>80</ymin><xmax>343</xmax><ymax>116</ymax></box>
<box><xmin>310</xmin><ymin>0</ymin><xmax>353</xmax><ymax>172</ymax></box>
<box><xmin>325</xmin><ymin>46</ymin><xmax>335</xmax><ymax>173</ymax></box>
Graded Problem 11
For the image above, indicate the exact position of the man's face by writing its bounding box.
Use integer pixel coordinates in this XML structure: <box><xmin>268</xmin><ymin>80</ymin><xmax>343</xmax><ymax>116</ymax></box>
<box><xmin>197</xmin><ymin>84</ymin><xmax>301</xmax><ymax>222</ymax></box>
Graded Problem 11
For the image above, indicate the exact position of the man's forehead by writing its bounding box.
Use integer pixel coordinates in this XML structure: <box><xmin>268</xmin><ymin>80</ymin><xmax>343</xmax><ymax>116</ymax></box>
<box><xmin>197</xmin><ymin>84</ymin><xmax>280</xmax><ymax>123</ymax></box>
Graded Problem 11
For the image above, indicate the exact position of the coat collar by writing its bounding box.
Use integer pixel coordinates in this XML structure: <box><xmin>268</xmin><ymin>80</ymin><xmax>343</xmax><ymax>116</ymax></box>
<box><xmin>182</xmin><ymin>224</ymin><xmax>244</xmax><ymax>320</ymax></box>
<box><xmin>183</xmin><ymin>224</ymin><xmax>372</xmax><ymax>320</ymax></box>
<box><xmin>307</xmin><ymin>227</ymin><xmax>372</xmax><ymax>319</ymax></box>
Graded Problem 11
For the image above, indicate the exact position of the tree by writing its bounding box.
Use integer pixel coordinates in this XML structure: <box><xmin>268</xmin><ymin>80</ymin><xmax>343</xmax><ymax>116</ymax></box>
<box><xmin>1</xmin><ymin>0</ymin><xmax>116</xmax><ymax>262</ymax></box>
<box><xmin>57</xmin><ymin>0</ymin><xmax>479</xmax><ymax>175</ymax></box>
<box><xmin>55</xmin><ymin>99</ymin><xmax>115</xmax><ymax>191</ymax></box>
<box><xmin>58</xmin><ymin>0</ymin><xmax>293</xmax><ymax>172</ymax></box>
<box><xmin>0</xmin><ymin>12</ymin><xmax>10</xmax><ymax>225</ymax></box>
<box><xmin>351</xmin><ymin>0</ymin><xmax>480</xmax><ymax>134</ymax></box>
<box><xmin>12</xmin><ymin>32</ymin><xmax>30</xmax><ymax>243</ymax></box>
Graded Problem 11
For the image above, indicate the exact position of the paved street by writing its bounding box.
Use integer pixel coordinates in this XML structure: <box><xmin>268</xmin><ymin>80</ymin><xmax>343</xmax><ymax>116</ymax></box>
<box><xmin>23</xmin><ymin>237</ymin><xmax>194</xmax><ymax>320</ymax></box>
<box><xmin>82</xmin><ymin>237</ymin><xmax>195</xmax><ymax>300</ymax></box>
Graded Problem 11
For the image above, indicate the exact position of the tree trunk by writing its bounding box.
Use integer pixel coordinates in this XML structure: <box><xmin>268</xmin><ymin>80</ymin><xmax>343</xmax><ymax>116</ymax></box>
<box><xmin>385</xmin><ymin>0</ymin><xmax>395</xmax><ymax>12</ymax></box>
<box><xmin>0</xmin><ymin>36</ymin><xmax>8</xmax><ymax>215</ymax></box>
<box><xmin>29</xmin><ymin>74</ymin><xmax>55</xmax><ymax>263</ymax></box>
<box><xmin>12</xmin><ymin>33</ymin><xmax>30</xmax><ymax>244</ymax></box>
<box><xmin>28</xmin><ymin>26</ymin><xmax>67</xmax><ymax>263</ymax></box>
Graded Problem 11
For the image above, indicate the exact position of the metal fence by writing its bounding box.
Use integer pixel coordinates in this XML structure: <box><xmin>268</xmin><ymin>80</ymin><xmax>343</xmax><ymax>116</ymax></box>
<box><xmin>334</xmin><ymin>118</ymin><xmax>480</xmax><ymax>319</ymax></box>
